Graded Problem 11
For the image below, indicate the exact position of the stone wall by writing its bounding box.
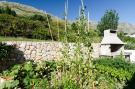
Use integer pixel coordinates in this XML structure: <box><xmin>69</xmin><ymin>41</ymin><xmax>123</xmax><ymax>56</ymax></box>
<box><xmin>91</xmin><ymin>43</ymin><xmax>100</xmax><ymax>58</ymax></box>
<box><xmin>3</xmin><ymin>41</ymin><xmax>91</xmax><ymax>61</ymax></box>
<box><xmin>3</xmin><ymin>41</ymin><xmax>63</xmax><ymax>61</ymax></box>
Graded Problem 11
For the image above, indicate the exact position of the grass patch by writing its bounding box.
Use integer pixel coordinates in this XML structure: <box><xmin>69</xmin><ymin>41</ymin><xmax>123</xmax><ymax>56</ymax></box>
<box><xmin>0</xmin><ymin>36</ymin><xmax>47</xmax><ymax>42</ymax></box>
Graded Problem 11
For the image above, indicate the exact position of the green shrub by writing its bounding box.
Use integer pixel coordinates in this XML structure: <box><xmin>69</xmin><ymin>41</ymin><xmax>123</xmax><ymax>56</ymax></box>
<box><xmin>0</xmin><ymin>12</ymin><xmax>100</xmax><ymax>42</ymax></box>
<box><xmin>0</xmin><ymin>43</ymin><xmax>14</xmax><ymax>60</ymax></box>
<box><xmin>118</xmin><ymin>32</ymin><xmax>135</xmax><ymax>49</ymax></box>
<box><xmin>125</xmin><ymin>42</ymin><xmax>135</xmax><ymax>50</ymax></box>
<box><xmin>0</xmin><ymin>61</ymin><xmax>57</xmax><ymax>89</ymax></box>
<box><xmin>1</xmin><ymin>58</ymin><xmax>135</xmax><ymax>89</ymax></box>
<box><xmin>0</xmin><ymin>6</ymin><xmax>17</xmax><ymax>16</ymax></box>
<box><xmin>30</xmin><ymin>14</ymin><xmax>51</xmax><ymax>22</ymax></box>
<box><xmin>93</xmin><ymin>57</ymin><xmax>135</xmax><ymax>82</ymax></box>
<box><xmin>0</xmin><ymin>14</ymin><xmax>65</xmax><ymax>41</ymax></box>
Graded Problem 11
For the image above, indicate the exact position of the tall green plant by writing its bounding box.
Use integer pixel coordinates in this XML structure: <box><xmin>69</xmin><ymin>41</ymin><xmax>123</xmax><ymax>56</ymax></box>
<box><xmin>64</xmin><ymin>0</ymin><xmax>68</xmax><ymax>43</ymax></box>
<box><xmin>45</xmin><ymin>12</ymin><xmax>54</xmax><ymax>41</ymax></box>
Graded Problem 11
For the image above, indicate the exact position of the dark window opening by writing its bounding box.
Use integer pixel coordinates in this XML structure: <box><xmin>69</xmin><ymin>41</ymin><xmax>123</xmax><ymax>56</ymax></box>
<box><xmin>111</xmin><ymin>44</ymin><xmax>123</xmax><ymax>52</ymax></box>
<box><xmin>110</xmin><ymin>30</ymin><xmax>116</xmax><ymax>33</ymax></box>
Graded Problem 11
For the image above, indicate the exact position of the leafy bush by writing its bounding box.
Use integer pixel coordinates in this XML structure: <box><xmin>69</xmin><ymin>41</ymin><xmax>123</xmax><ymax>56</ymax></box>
<box><xmin>67</xmin><ymin>21</ymin><xmax>101</xmax><ymax>44</ymax></box>
<box><xmin>93</xmin><ymin>57</ymin><xmax>135</xmax><ymax>85</ymax></box>
<box><xmin>0</xmin><ymin>7</ymin><xmax>100</xmax><ymax>42</ymax></box>
<box><xmin>0</xmin><ymin>14</ymin><xmax>50</xmax><ymax>39</ymax></box>
<box><xmin>1</xmin><ymin>57</ymin><xmax>135</xmax><ymax>89</ymax></box>
<box><xmin>0</xmin><ymin>43</ymin><xmax>14</xmax><ymax>60</ymax></box>
<box><xmin>124</xmin><ymin>42</ymin><xmax>135</xmax><ymax>50</ymax></box>
<box><xmin>0</xmin><ymin>13</ymin><xmax>66</xmax><ymax>41</ymax></box>
<box><xmin>0</xmin><ymin>61</ymin><xmax>57</xmax><ymax>89</ymax></box>
<box><xmin>118</xmin><ymin>32</ymin><xmax>135</xmax><ymax>49</ymax></box>
<box><xmin>30</xmin><ymin>14</ymin><xmax>51</xmax><ymax>22</ymax></box>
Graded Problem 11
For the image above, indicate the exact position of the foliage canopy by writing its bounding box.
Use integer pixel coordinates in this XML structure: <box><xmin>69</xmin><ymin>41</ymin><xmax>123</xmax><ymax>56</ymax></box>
<box><xmin>97</xmin><ymin>10</ymin><xmax>119</xmax><ymax>35</ymax></box>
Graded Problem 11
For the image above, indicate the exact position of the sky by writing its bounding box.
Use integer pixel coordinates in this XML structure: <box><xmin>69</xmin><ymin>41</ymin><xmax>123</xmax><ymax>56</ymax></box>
<box><xmin>5</xmin><ymin>0</ymin><xmax>135</xmax><ymax>24</ymax></box>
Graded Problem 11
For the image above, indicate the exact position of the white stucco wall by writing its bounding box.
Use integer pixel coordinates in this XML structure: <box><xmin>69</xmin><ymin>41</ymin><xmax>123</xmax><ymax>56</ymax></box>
<box><xmin>124</xmin><ymin>50</ymin><xmax>135</xmax><ymax>63</ymax></box>
<box><xmin>100</xmin><ymin>45</ymin><xmax>111</xmax><ymax>56</ymax></box>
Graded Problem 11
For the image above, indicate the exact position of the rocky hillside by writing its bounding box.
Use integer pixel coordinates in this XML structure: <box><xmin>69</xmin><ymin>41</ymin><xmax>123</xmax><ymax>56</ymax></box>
<box><xmin>118</xmin><ymin>23</ymin><xmax>135</xmax><ymax>34</ymax></box>
<box><xmin>90</xmin><ymin>21</ymin><xmax>135</xmax><ymax>34</ymax></box>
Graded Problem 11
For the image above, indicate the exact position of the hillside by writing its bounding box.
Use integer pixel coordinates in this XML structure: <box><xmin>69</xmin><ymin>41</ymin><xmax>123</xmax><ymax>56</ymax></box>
<box><xmin>1</xmin><ymin>1</ymin><xmax>135</xmax><ymax>38</ymax></box>
<box><xmin>118</xmin><ymin>23</ymin><xmax>135</xmax><ymax>34</ymax></box>
<box><xmin>0</xmin><ymin>1</ymin><xmax>67</xmax><ymax>42</ymax></box>
<box><xmin>0</xmin><ymin>1</ymin><xmax>63</xmax><ymax>22</ymax></box>
<box><xmin>90</xmin><ymin>21</ymin><xmax>135</xmax><ymax>34</ymax></box>
<box><xmin>0</xmin><ymin>1</ymin><xmax>45</xmax><ymax>16</ymax></box>
<box><xmin>1</xmin><ymin>1</ymin><xmax>135</xmax><ymax>35</ymax></box>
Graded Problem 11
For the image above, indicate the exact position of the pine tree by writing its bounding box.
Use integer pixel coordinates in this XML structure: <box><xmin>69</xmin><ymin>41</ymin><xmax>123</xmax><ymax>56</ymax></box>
<box><xmin>97</xmin><ymin>10</ymin><xmax>119</xmax><ymax>35</ymax></box>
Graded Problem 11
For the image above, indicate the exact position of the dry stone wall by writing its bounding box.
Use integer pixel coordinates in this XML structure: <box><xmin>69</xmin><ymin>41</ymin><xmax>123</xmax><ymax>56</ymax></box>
<box><xmin>91</xmin><ymin>43</ymin><xmax>100</xmax><ymax>58</ymax></box>
<box><xmin>3</xmin><ymin>41</ymin><xmax>91</xmax><ymax>61</ymax></box>
<box><xmin>4</xmin><ymin>41</ymin><xmax>63</xmax><ymax>61</ymax></box>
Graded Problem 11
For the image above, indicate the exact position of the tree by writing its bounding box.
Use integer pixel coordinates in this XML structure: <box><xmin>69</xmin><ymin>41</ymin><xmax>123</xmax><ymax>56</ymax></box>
<box><xmin>30</xmin><ymin>14</ymin><xmax>45</xmax><ymax>21</ymax></box>
<box><xmin>5</xmin><ymin>6</ymin><xmax>12</xmax><ymax>15</ymax></box>
<box><xmin>11</xmin><ymin>10</ymin><xmax>17</xmax><ymax>16</ymax></box>
<box><xmin>30</xmin><ymin>14</ymin><xmax>52</xmax><ymax>22</ymax></box>
<box><xmin>0</xmin><ymin>7</ymin><xmax>17</xmax><ymax>16</ymax></box>
<box><xmin>97</xmin><ymin>10</ymin><xmax>119</xmax><ymax>35</ymax></box>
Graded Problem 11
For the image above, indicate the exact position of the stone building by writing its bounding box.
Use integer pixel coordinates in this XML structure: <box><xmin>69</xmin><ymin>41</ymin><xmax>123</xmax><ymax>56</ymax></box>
<box><xmin>100</xmin><ymin>29</ymin><xmax>125</xmax><ymax>57</ymax></box>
